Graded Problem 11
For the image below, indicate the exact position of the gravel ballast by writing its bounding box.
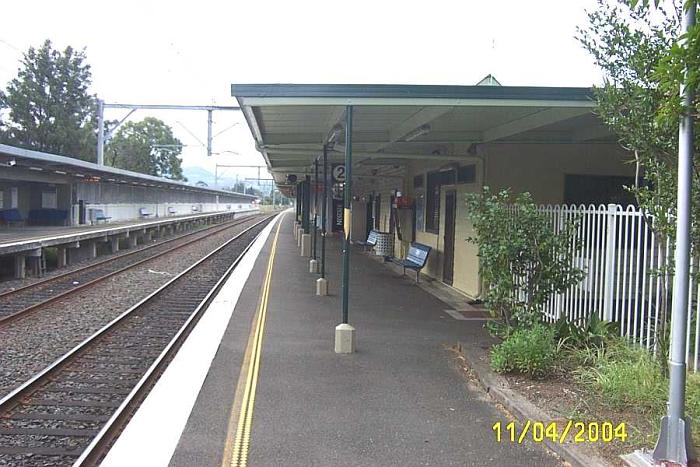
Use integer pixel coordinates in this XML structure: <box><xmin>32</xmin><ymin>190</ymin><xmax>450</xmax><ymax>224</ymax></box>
<box><xmin>0</xmin><ymin>215</ymin><xmax>267</xmax><ymax>397</ymax></box>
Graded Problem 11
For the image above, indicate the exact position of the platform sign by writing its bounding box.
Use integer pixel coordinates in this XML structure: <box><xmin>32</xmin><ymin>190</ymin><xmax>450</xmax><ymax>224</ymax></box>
<box><xmin>332</xmin><ymin>164</ymin><xmax>346</xmax><ymax>183</ymax></box>
<box><xmin>332</xmin><ymin>199</ymin><xmax>344</xmax><ymax>232</ymax></box>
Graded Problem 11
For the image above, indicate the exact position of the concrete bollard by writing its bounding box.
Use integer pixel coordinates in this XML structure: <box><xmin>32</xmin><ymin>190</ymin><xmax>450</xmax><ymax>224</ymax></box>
<box><xmin>316</xmin><ymin>277</ymin><xmax>328</xmax><ymax>296</ymax></box>
<box><xmin>334</xmin><ymin>323</ymin><xmax>356</xmax><ymax>354</ymax></box>
<box><xmin>297</xmin><ymin>228</ymin><xmax>304</xmax><ymax>247</ymax></box>
<box><xmin>309</xmin><ymin>258</ymin><xmax>318</xmax><ymax>273</ymax></box>
<box><xmin>300</xmin><ymin>234</ymin><xmax>311</xmax><ymax>257</ymax></box>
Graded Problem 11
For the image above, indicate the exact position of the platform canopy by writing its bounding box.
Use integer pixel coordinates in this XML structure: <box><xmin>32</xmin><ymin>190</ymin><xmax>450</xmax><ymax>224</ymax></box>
<box><xmin>0</xmin><ymin>144</ymin><xmax>256</xmax><ymax>199</ymax></box>
<box><xmin>232</xmin><ymin>83</ymin><xmax>614</xmax><ymax>195</ymax></box>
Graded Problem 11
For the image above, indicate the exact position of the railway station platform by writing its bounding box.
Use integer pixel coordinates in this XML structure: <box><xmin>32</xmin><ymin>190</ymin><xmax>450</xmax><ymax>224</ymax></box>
<box><xmin>103</xmin><ymin>212</ymin><xmax>558</xmax><ymax>466</ymax></box>
<box><xmin>0</xmin><ymin>209</ymin><xmax>257</xmax><ymax>278</ymax></box>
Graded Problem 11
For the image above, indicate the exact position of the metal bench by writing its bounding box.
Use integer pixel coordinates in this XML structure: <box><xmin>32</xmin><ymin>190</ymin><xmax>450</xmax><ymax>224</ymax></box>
<box><xmin>91</xmin><ymin>208</ymin><xmax>111</xmax><ymax>224</ymax></box>
<box><xmin>356</xmin><ymin>229</ymin><xmax>379</xmax><ymax>252</ymax></box>
<box><xmin>139</xmin><ymin>207</ymin><xmax>152</xmax><ymax>218</ymax></box>
<box><xmin>28</xmin><ymin>208</ymin><xmax>68</xmax><ymax>226</ymax></box>
<box><xmin>167</xmin><ymin>207</ymin><xmax>177</xmax><ymax>215</ymax></box>
<box><xmin>396</xmin><ymin>242</ymin><xmax>432</xmax><ymax>283</ymax></box>
<box><xmin>0</xmin><ymin>208</ymin><xmax>24</xmax><ymax>226</ymax></box>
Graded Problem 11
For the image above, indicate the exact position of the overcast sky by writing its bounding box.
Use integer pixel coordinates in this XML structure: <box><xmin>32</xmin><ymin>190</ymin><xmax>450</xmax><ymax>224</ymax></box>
<box><xmin>0</xmin><ymin>0</ymin><xmax>603</xmax><ymax>186</ymax></box>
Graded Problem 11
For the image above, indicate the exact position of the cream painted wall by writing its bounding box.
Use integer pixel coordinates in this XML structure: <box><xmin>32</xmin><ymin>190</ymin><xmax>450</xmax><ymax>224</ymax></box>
<box><xmin>349</xmin><ymin>143</ymin><xmax>633</xmax><ymax>300</ymax></box>
<box><xmin>484</xmin><ymin>143</ymin><xmax>633</xmax><ymax>204</ymax></box>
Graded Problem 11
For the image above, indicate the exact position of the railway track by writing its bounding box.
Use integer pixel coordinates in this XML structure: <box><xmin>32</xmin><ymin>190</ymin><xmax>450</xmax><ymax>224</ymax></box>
<box><xmin>0</xmin><ymin>214</ymin><xmax>275</xmax><ymax>467</ymax></box>
<box><xmin>0</xmin><ymin>213</ymin><xmax>262</xmax><ymax>326</ymax></box>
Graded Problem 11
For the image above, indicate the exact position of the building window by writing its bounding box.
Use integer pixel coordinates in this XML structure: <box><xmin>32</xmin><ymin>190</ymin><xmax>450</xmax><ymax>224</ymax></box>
<box><xmin>425</xmin><ymin>170</ymin><xmax>455</xmax><ymax>233</ymax></box>
<box><xmin>457</xmin><ymin>164</ymin><xmax>476</xmax><ymax>184</ymax></box>
<box><xmin>42</xmin><ymin>190</ymin><xmax>58</xmax><ymax>209</ymax></box>
<box><xmin>564</xmin><ymin>174</ymin><xmax>637</xmax><ymax>206</ymax></box>
<box><xmin>413</xmin><ymin>174</ymin><xmax>424</xmax><ymax>188</ymax></box>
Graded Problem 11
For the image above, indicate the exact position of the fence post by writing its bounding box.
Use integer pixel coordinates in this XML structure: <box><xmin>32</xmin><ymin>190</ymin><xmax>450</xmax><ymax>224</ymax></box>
<box><xmin>603</xmin><ymin>204</ymin><xmax>618</xmax><ymax>321</ymax></box>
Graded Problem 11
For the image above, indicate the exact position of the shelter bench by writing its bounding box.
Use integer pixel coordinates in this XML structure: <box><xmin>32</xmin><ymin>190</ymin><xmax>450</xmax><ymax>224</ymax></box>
<box><xmin>139</xmin><ymin>208</ymin><xmax>153</xmax><ymax>218</ymax></box>
<box><xmin>91</xmin><ymin>209</ymin><xmax>111</xmax><ymax>224</ymax></box>
<box><xmin>0</xmin><ymin>208</ymin><xmax>24</xmax><ymax>226</ymax></box>
<box><xmin>395</xmin><ymin>242</ymin><xmax>431</xmax><ymax>283</ymax></box>
<box><xmin>28</xmin><ymin>208</ymin><xmax>68</xmax><ymax>226</ymax></box>
<box><xmin>167</xmin><ymin>207</ymin><xmax>177</xmax><ymax>215</ymax></box>
<box><xmin>355</xmin><ymin>229</ymin><xmax>379</xmax><ymax>252</ymax></box>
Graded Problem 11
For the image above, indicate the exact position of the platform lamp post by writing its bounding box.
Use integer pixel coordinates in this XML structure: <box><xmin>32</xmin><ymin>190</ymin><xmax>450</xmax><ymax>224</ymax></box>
<box><xmin>335</xmin><ymin>105</ymin><xmax>356</xmax><ymax>354</ymax></box>
<box><xmin>300</xmin><ymin>176</ymin><xmax>312</xmax><ymax>257</ymax></box>
<box><xmin>651</xmin><ymin>3</ymin><xmax>696</xmax><ymax>465</ymax></box>
<box><xmin>96</xmin><ymin>99</ymin><xmax>105</xmax><ymax>166</ymax></box>
<box><xmin>317</xmin><ymin>145</ymin><xmax>329</xmax><ymax>296</ymax></box>
<box><xmin>309</xmin><ymin>159</ymin><xmax>320</xmax><ymax>273</ymax></box>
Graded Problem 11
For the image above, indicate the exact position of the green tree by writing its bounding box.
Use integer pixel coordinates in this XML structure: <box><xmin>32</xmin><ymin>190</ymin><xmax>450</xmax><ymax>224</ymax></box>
<box><xmin>578</xmin><ymin>0</ymin><xmax>699</xmax><ymax>338</ymax></box>
<box><xmin>106</xmin><ymin>117</ymin><xmax>185</xmax><ymax>180</ymax></box>
<box><xmin>0</xmin><ymin>39</ymin><xmax>96</xmax><ymax>161</ymax></box>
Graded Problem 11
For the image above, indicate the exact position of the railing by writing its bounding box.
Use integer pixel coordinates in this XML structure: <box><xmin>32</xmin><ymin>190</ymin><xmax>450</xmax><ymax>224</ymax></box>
<box><xmin>515</xmin><ymin>204</ymin><xmax>699</xmax><ymax>370</ymax></box>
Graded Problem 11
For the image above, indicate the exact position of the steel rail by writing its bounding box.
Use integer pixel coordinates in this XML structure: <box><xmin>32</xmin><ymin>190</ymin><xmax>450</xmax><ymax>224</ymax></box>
<box><xmin>0</xmin><ymin>213</ymin><xmax>262</xmax><ymax>327</ymax></box>
<box><xmin>75</xmin><ymin>213</ymin><xmax>278</xmax><ymax>466</ymax></box>
<box><xmin>0</xmin><ymin>214</ymin><xmax>276</xmax><ymax>466</ymax></box>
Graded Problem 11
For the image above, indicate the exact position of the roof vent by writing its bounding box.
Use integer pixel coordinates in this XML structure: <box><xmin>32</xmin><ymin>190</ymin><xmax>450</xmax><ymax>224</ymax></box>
<box><xmin>476</xmin><ymin>74</ymin><xmax>502</xmax><ymax>86</ymax></box>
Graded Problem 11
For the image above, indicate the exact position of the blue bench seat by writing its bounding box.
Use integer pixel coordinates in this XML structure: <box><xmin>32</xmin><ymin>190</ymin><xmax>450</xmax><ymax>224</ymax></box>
<box><xmin>395</xmin><ymin>242</ymin><xmax>432</xmax><ymax>283</ymax></box>
<box><xmin>91</xmin><ymin>209</ymin><xmax>111</xmax><ymax>224</ymax></box>
<box><xmin>28</xmin><ymin>208</ymin><xmax>68</xmax><ymax>226</ymax></box>
<box><xmin>0</xmin><ymin>208</ymin><xmax>24</xmax><ymax>225</ymax></box>
<box><xmin>355</xmin><ymin>229</ymin><xmax>379</xmax><ymax>252</ymax></box>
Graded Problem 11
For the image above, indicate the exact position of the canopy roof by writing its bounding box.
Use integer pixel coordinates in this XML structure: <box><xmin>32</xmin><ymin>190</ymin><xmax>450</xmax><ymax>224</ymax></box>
<box><xmin>232</xmin><ymin>83</ymin><xmax>614</xmax><ymax>193</ymax></box>
<box><xmin>0</xmin><ymin>144</ymin><xmax>256</xmax><ymax>199</ymax></box>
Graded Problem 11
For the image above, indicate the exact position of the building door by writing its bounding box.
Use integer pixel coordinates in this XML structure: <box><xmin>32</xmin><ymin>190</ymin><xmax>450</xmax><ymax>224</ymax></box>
<box><xmin>374</xmin><ymin>194</ymin><xmax>381</xmax><ymax>230</ymax></box>
<box><xmin>443</xmin><ymin>190</ymin><xmax>457</xmax><ymax>285</ymax></box>
<box><xmin>365</xmin><ymin>194</ymin><xmax>374</xmax><ymax>238</ymax></box>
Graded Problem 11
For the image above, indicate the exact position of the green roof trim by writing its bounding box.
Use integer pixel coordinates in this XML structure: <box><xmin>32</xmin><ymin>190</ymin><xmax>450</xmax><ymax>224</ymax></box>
<box><xmin>231</xmin><ymin>83</ymin><xmax>594</xmax><ymax>102</ymax></box>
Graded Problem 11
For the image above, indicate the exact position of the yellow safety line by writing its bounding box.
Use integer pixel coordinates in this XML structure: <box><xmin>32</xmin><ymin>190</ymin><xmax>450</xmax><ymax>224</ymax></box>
<box><xmin>224</xmin><ymin>216</ymin><xmax>283</xmax><ymax>467</ymax></box>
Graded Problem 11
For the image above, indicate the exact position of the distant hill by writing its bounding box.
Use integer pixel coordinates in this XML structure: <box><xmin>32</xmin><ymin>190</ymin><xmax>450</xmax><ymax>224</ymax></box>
<box><xmin>182</xmin><ymin>166</ymin><xmax>237</xmax><ymax>188</ymax></box>
<box><xmin>182</xmin><ymin>166</ymin><xmax>268</xmax><ymax>194</ymax></box>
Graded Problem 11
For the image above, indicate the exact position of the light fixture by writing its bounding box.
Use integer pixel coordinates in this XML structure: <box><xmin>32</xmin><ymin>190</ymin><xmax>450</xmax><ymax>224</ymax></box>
<box><xmin>402</xmin><ymin>124</ymin><xmax>431</xmax><ymax>142</ymax></box>
<box><xmin>54</xmin><ymin>170</ymin><xmax>67</xmax><ymax>175</ymax></box>
<box><xmin>29</xmin><ymin>166</ymin><xmax>43</xmax><ymax>171</ymax></box>
<box><xmin>326</xmin><ymin>124</ymin><xmax>343</xmax><ymax>145</ymax></box>
<box><xmin>8</xmin><ymin>158</ymin><xmax>16</xmax><ymax>166</ymax></box>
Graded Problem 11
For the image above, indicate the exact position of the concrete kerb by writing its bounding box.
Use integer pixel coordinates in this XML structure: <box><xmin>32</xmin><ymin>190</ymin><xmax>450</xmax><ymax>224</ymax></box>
<box><xmin>456</xmin><ymin>340</ymin><xmax>610</xmax><ymax>467</ymax></box>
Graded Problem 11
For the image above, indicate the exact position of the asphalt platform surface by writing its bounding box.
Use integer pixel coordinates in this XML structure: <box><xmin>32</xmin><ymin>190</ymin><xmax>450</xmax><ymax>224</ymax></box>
<box><xmin>170</xmin><ymin>216</ymin><xmax>559</xmax><ymax>467</ymax></box>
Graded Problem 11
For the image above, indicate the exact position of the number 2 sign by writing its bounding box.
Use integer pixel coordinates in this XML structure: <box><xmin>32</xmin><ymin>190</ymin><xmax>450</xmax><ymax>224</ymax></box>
<box><xmin>332</xmin><ymin>164</ymin><xmax>346</xmax><ymax>183</ymax></box>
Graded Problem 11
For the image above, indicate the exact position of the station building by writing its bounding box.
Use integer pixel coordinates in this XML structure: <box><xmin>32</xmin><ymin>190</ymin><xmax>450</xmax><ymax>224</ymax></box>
<box><xmin>233</xmin><ymin>81</ymin><xmax>633</xmax><ymax>299</ymax></box>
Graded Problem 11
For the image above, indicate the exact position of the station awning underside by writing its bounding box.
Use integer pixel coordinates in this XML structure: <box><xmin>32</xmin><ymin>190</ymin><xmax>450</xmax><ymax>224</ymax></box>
<box><xmin>232</xmin><ymin>84</ymin><xmax>615</xmax><ymax>196</ymax></box>
<box><xmin>0</xmin><ymin>144</ymin><xmax>256</xmax><ymax>199</ymax></box>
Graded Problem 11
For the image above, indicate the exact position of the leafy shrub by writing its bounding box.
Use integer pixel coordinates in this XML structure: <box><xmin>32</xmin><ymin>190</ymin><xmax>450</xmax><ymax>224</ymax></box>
<box><xmin>490</xmin><ymin>324</ymin><xmax>558</xmax><ymax>377</ymax></box>
<box><xmin>555</xmin><ymin>312</ymin><xmax>619</xmax><ymax>351</ymax></box>
<box><xmin>465</xmin><ymin>188</ymin><xmax>585</xmax><ymax>328</ymax></box>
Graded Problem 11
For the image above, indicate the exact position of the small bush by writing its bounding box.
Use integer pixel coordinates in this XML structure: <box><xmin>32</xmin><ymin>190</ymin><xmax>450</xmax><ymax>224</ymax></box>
<box><xmin>555</xmin><ymin>313</ymin><xmax>619</xmax><ymax>351</ymax></box>
<box><xmin>490</xmin><ymin>324</ymin><xmax>558</xmax><ymax>377</ymax></box>
<box><xmin>575</xmin><ymin>338</ymin><xmax>666</xmax><ymax>414</ymax></box>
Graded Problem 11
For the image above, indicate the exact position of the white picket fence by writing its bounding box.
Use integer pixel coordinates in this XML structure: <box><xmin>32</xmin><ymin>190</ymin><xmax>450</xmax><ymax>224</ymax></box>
<box><xmin>521</xmin><ymin>204</ymin><xmax>699</xmax><ymax>370</ymax></box>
